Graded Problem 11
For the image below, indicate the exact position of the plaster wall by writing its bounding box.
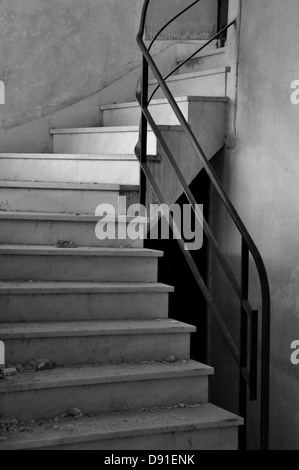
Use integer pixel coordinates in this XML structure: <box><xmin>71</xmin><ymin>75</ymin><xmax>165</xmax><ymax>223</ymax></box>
<box><xmin>209</xmin><ymin>0</ymin><xmax>299</xmax><ymax>450</ymax></box>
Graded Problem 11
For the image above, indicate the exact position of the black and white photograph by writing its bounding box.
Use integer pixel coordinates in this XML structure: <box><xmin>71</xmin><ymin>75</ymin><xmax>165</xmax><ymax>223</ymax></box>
<box><xmin>0</xmin><ymin>0</ymin><xmax>298</xmax><ymax>452</ymax></box>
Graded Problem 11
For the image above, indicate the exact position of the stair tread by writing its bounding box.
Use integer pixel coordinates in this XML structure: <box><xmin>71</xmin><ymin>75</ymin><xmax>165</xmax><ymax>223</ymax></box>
<box><xmin>0</xmin><ymin>319</ymin><xmax>196</xmax><ymax>338</ymax></box>
<box><xmin>0</xmin><ymin>404</ymin><xmax>243</xmax><ymax>450</ymax></box>
<box><xmin>0</xmin><ymin>180</ymin><xmax>139</xmax><ymax>191</ymax></box>
<box><xmin>0</xmin><ymin>281</ymin><xmax>174</xmax><ymax>294</ymax></box>
<box><xmin>101</xmin><ymin>95</ymin><xmax>229</xmax><ymax>110</ymax></box>
<box><xmin>0</xmin><ymin>211</ymin><xmax>147</xmax><ymax>222</ymax></box>
<box><xmin>149</xmin><ymin>66</ymin><xmax>231</xmax><ymax>85</ymax></box>
<box><xmin>0</xmin><ymin>245</ymin><xmax>162</xmax><ymax>257</ymax></box>
<box><xmin>0</xmin><ymin>360</ymin><xmax>213</xmax><ymax>393</ymax></box>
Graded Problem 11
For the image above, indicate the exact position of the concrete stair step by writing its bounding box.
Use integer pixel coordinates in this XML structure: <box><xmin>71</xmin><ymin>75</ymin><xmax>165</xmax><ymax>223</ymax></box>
<box><xmin>0</xmin><ymin>212</ymin><xmax>146</xmax><ymax>248</ymax></box>
<box><xmin>175</xmin><ymin>41</ymin><xmax>218</xmax><ymax>63</ymax></box>
<box><xmin>0</xmin><ymin>319</ymin><xmax>196</xmax><ymax>365</ymax></box>
<box><xmin>0</xmin><ymin>181</ymin><xmax>138</xmax><ymax>214</ymax></box>
<box><xmin>51</xmin><ymin>125</ymin><xmax>181</xmax><ymax>155</ymax></box>
<box><xmin>0</xmin><ymin>404</ymin><xmax>243</xmax><ymax>450</ymax></box>
<box><xmin>0</xmin><ymin>361</ymin><xmax>213</xmax><ymax>421</ymax></box>
<box><xmin>51</xmin><ymin>126</ymin><xmax>156</xmax><ymax>155</ymax></box>
<box><xmin>0</xmin><ymin>245</ymin><xmax>162</xmax><ymax>282</ymax></box>
<box><xmin>102</xmin><ymin>95</ymin><xmax>228</xmax><ymax>127</ymax></box>
<box><xmin>177</xmin><ymin>47</ymin><xmax>226</xmax><ymax>74</ymax></box>
<box><xmin>0</xmin><ymin>281</ymin><xmax>173</xmax><ymax>322</ymax></box>
<box><xmin>0</xmin><ymin>153</ymin><xmax>141</xmax><ymax>186</ymax></box>
<box><xmin>148</xmin><ymin>67</ymin><xmax>230</xmax><ymax>99</ymax></box>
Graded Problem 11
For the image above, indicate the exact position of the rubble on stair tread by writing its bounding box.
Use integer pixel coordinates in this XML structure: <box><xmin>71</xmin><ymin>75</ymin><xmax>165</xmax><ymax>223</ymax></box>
<box><xmin>0</xmin><ymin>403</ymin><xmax>207</xmax><ymax>440</ymax></box>
<box><xmin>24</xmin><ymin>359</ymin><xmax>56</xmax><ymax>372</ymax></box>
<box><xmin>0</xmin><ymin>367</ymin><xmax>17</xmax><ymax>378</ymax></box>
<box><xmin>0</xmin><ymin>359</ymin><xmax>191</xmax><ymax>377</ymax></box>
<box><xmin>55</xmin><ymin>240</ymin><xmax>77</xmax><ymax>249</ymax></box>
<box><xmin>0</xmin><ymin>359</ymin><xmax>57</xmax><ymax>379</ymax></box>
<box><xmin>0</xmin><ymin>360</ymin><xmax>198</xmax><ymax>391</ymax></box>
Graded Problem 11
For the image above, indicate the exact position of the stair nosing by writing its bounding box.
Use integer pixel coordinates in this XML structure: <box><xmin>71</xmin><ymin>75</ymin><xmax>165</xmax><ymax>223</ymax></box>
<box><xmin>0</xmin><ymin>181</ymin><xmax>139</xmax><ymax>192</ymax></box>
<box><xmin>0</xmin><ymin>153</ymin><xmax>138</xmax><ymax>161</ymax></box>
<box><xmin>0</xmin><ymin>281</ymin><xmax>175</xmax><ymax>295</ymax></box>
<box><xmin>50</xmin><ymin>126</ymin><xmax>141</xmax><ymax>134</ymax></box>
<box><xmin>0</xmin><ymin>405</ymin><xmax>243</xmax><ymax>450</ymax></box>
<box><xmin>50</xmin><ymin>125</ymin><xmax>183</xmax><ymax>134</ymax></box>
<box><xmin>0</xmin><ymin>212</ymin><xmax>148</xmax><ymax>223</ymax></box>
<box><xmin>0</xmin><ymin>319</ymin><xmax>196</xmax><ymax>339</ymax></box>
<box><xmin>0</xmin><ymin>245</ymin><xmax>163</xmax><ymax>258</ymax></box>
<box><xmin>0</xmin><ymin>361</ymin><xmax>213</xmax><ymax>393</ymax></box>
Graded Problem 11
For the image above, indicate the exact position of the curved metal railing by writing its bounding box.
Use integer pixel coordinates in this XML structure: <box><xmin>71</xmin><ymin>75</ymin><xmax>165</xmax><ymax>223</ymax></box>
<box><xmin>135</xmin><ymin>0</ymin><xmax>270</xmax><ymax>450</ymax></box>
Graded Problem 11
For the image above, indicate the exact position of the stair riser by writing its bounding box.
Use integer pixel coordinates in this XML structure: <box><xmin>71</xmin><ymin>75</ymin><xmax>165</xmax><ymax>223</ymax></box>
<box><xmin>0</xmin><ymin>255</ymin><xmax>158</xmax><ymax>282</ymax></box>
<box><xmin>176</xmin><ymin>41</ymin><xmax>217</xmax><ymax>63</ymax></box>
<box><xmin>0</xmin><ymin>159</ymin><xmax>139</xmax><ymax>185</ymax></box>
<box><xmin>148</xmin><ymin>100</ymin><xmax>227</xmax><ymax>205</ymax></box>
<box><xmin>178</xmin><ymin>52</ymin><xmax>226</xmax><ymax>75</ymax></box>
<box><xmin>0</xmin><ymin>376</ymin><xmax>209</xmax><ymax>421</ymax></box>
<box><xmin>37</xmin><ymin>427</ymin><xmax>238</xmax><ymax>451</ymax></box>
<box><xmin>3</xmin><ymin>333</ymin><xmax>191</xmax><ymax>365</ymax></box>
<box><xmin>0</xmin><ymin>292</ymin><xmax>169</xmax><ymax>322</ymax></box>
<box><xmin>103</xmin><ymin>102</ymin><xmax>189</xmax><ymax>127</ymax></box>
<box><xmin>0</xmin><ymin>219</ymin><xmax>145</xmax><ymax>248</ymax></box>
<box><xmin>0</xmin><ymin>188</ymin><xmax>121</xmax><ymax>214</ymax></box>
<box><xmin>149</xmin><ymin>72</ymin><xmax>227</xmax><ymax>99</ymax></box>
<box><xmin>53</xmin><ymin>131</ymin><xmax>156</xmax><ymax>155</ymax></box>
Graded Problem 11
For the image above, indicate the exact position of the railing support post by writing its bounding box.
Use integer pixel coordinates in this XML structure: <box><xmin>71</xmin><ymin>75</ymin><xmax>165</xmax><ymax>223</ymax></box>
<box><xmin>239</xmin><ymin>239</ymin><xmax>249</xmax><ymax>450</ymax></box>
<box><xmin>140</xmin><ymin>56</ymin><xmax>149</xmax><ymax>208</ymax></box>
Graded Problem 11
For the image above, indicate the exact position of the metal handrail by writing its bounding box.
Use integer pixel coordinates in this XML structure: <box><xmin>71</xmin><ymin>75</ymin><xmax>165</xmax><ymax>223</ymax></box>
<box><xmin>135</xmin><ymin>0</ymin><xmax>270</xmax><ymax>450</ymax></box>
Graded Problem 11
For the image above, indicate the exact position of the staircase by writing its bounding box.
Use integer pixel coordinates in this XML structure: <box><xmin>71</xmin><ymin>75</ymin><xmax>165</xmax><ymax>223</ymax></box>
<box><xmin>0</xmin><ymin>48</ymin><xmax>243</xmax><ymax>450</ymax></box>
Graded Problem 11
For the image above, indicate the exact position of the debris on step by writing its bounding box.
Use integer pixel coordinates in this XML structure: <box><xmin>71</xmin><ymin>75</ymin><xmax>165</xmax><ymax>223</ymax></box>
<box><xmin>25</xmin><ymin>419</ymin><xmax>35</xmax><ymax>425</ymax></box>
<box><xmin>0</xmin><ymin>415</ymin><xmax>18</xmax><ymax>426</ymax></box>
<box><xmin>23</xmin><ymin>359</ymin><xmax>56</xmax><ymax>372</ymax></box>
<box><xmin>15</xmin><ymin>364</ymin><xmax>24</xmax><ymax>373</ymax></box>
<box><xmin>164</xmin><ymin>355</ymin><xmax>176</xmax><ymax>363</ymax></box>
<box><xmin>0</xmin><ymin>367</ymin><xmax>17</xmax><ymax>377</ymax></box>
<box><xmin>0</xmin><ymin>422</ymin><xmax>7</xmax><ymax>433</ymax></box>
<box><xmin>35</xmin><ymin>358</ymin><xmax>56</xmax><ymax>371</ymax></box>
<box><xmin>55</xmin><ymin>240</ymin><xmax>77</xmax><ymax>248</ymax></box>
<box><xmin>68</xmin><ymin>408</ymin><xmax>83</xmax><ymax>419</ymax></box>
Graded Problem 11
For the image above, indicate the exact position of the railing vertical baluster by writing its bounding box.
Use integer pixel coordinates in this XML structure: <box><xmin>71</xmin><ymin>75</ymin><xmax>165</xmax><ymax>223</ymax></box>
<box><xmin>239</xmin><ymin>239</ymin><xmax>249</xmax><ymax>450</ymax></box>
<box><xmin>261</xmin><ymin>301</ymin><xmax>271</xmax><ymax>450</ymax></box>
<box><xmin>140</xmin><ymin>56</ymin><xmax>149</xmax><ymax>208</ymax></box>
<box><xmin>249</xmin><ymin>310</ymin><xmax>258</xmax><ymax>401</ymax></box>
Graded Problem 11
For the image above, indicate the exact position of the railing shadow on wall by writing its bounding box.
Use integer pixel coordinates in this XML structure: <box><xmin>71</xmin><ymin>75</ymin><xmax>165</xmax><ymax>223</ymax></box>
<box><xmin>134</xmin><ymin>0</ymin><xmax>271</xmax><ymax>451</ymax></box>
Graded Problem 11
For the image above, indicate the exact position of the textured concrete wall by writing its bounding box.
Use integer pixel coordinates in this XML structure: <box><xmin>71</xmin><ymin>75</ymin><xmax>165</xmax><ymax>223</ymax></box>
<box><xmin>209</xmin><ymin>0</ymin><xmax>299</xmax><ymax>450</ymax></box>
<box><xmin>0</xmin><ymin>0</ymin><xmax>144</xmax><ymax>130</ymax></box>
<box><xmin>0</xmin><ymin>0</ymin><xmax>217</xmax><ymax>132</ymax></box>
<box><xmin>145</xmin><ymin>0</ymin><xmax>217</xmax><ymax>40</ymax></box>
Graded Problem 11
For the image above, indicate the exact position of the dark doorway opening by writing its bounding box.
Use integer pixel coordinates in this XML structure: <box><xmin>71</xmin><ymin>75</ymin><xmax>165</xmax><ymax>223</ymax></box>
<box><xmin>145</xmin><ymin>169</ymin><xmax>211</xmax><ymax>364</ymax></box>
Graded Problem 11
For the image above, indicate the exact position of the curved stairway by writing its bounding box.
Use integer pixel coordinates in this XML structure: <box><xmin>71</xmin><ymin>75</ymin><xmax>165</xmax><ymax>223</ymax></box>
<box><xmin>0</xmin><ymin>62</ymin><xmax>243</xmax><ymax>450</ymax></box>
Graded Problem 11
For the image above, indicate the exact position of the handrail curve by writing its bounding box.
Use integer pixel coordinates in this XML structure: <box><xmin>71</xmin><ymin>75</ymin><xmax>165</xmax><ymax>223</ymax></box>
<box><xmin>135</xmin><ymin>0</ymin><xmax>270</xmax><ymax>450</ymax></box>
